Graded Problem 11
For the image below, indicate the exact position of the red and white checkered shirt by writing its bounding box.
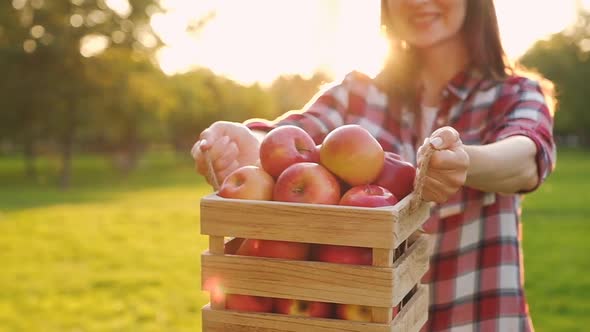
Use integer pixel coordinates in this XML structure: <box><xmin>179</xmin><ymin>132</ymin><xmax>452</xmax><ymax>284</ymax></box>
<box><xmin>246</xmin><ymin>69</ymin><xmax>556</xmax><ymax>332</ymax></box>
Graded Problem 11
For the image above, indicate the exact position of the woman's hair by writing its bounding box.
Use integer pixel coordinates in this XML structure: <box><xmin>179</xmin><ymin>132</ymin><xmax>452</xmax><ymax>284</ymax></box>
<box><xmin>377</xmin><ymin>0</ymin><xmax>555</xmax><ymax>113</ymax></box>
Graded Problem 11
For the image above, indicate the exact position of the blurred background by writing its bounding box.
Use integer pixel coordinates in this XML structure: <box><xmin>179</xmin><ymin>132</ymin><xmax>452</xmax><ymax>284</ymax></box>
<box><xmin>0</xmin><ymin>0</ymin><xmax>588</xmax><ymax>331</ymax></box>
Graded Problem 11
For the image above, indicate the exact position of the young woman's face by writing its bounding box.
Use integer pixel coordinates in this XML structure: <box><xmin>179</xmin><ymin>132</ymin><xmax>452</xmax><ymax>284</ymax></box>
<box><xmin>386</xmin><ymin>0</ymin><xmax>468</xmax><ymax>49</ymax></box>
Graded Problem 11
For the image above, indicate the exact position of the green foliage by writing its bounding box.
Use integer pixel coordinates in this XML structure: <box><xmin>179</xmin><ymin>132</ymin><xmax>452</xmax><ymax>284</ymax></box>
<box><xmin>268</xmin><ymin>72</ymin><xmax>332</xmax><ymax>115</ymax></box>
<box><xmin>0</xmin><ymin>1</ymin><xmax>334</xmax><ymax>184</ymax></box>
<box><xmin>520</xmin><ymin>7</ymin><xmax>590</xmax><ymax>145</ymax></box>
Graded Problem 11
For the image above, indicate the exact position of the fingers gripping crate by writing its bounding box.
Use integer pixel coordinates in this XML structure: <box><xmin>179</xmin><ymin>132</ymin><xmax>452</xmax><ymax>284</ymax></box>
<box><xmin>199</xmin><ymin>191</ymin><xmax>433</xmax><ymax>332</ymax></box>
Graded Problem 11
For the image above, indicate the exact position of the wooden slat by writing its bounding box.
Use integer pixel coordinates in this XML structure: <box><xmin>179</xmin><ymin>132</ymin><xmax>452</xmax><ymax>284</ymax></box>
<box><xmin>391</xmin><ymin>285</ymin><xmax>429</xmax><ymax>332</ymax></box>
<box><xmin>209</xmin><ymin>236</ymin><xmax>225</xmax><ymax>255</ymax></box>
<box><xmin>201</xmin><ymin>234</ymin><xmax>431</xmax><ymax>308</ymax></box>
<box><xmin>201</xmin><ymin>253</ymin><xmax>396</xmax><ymax>307</ymax></box>
<box><xmin>200</xmin><ymin>193</ymin><xmax>430</xmax><ymax>249</ymax></box>
<box><xmin>200</xmin><ymin>194</ymin><xmax>397</xmax><ymax>249</ymax></box>
<box><xmin>201</xmin><ymin>286</ymin><xmax>429</xmax><ymax>332</ymax></box>
<box><xmin>371</xmin><ymin>307</ymin><xmax>393</xmax><ymax>324</ymax></box>
<box><xmin>390</xmin><ymin>235</ymin><xmax>432</xmax><ymax>307</ymax></box>
<box><xmin>391</xmin><ymin>193</ymin><xmax>432</xmax><ymax>248</ymax></box>
<box><xmin>202</xmin><ymin>304</ymin><xmax>393</xmax><ymax>332</ymax></box>
<box><xmin>372</xmin><ymin>248</ymin><xmax>394</xmax><ymax>268</ymax></box>
<box><xmin>372</xmin><ymin>248</ymin><xmax>394</xmax><ymax>324</ymax></box>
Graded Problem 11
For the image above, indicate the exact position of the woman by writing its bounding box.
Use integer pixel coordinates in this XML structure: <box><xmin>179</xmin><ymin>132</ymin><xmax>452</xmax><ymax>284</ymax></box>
<box><xmin>193</xmin><ymin>0</ymin><xmax>556</xmax><ymax>330</ymax></box>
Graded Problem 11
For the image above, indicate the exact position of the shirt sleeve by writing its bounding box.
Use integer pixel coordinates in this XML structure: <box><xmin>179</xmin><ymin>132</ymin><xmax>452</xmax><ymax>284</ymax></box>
<box><xmin>486</xmin><ymin>77</ymin><xmax>557</xmax><ymax>193</ymax></box>
<box><xmin>244</xmin><ymin>75</ymin><xmax>357</xmax><ymax>144</ymax></box>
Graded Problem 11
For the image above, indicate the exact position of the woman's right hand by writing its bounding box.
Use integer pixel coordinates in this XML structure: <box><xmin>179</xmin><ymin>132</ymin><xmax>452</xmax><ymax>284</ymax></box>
<box><xmin>191</xmin><ymin>121</ymin><xmax>261</xmax><ymax>187</ymax></box>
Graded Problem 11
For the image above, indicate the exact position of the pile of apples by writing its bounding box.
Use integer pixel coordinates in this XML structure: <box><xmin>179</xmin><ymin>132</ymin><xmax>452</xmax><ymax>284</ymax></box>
<box><xmin>214</xmin><ymin>124</ymin><xmax>416</xmax><ymax>321</ymax></box>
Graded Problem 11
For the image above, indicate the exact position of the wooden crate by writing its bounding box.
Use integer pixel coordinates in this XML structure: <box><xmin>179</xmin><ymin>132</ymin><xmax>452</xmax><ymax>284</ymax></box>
<box><xmin>200</xmin><ymin>192</ymin><xmax>432</xmax><ymax>332</ymax></box>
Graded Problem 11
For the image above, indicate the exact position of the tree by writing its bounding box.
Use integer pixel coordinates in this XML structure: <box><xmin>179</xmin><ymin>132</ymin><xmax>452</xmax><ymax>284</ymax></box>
<box><xmin>267</xmin><ymin>72</ymin><xmax>332</xmax><ymax>116</ymax></box>
<box><xmin>85</xmin><ymin>48</ymin><xmax>173</xmax><ymax>172</ymax></box>
<box><xmin>0</xmin><ymin>0</ymin><xmax>164</xmax><ymax>187</ymax></box>
<box><xmin>520</xmin><ymin>5</ymin><xmax>590</xmax><ymax>146</ymax></box>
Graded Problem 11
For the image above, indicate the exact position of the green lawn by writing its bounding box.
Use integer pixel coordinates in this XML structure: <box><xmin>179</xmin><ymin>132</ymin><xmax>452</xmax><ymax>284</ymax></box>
<box><xmin>0</xmin><ymin>149</ymin><xmax>588</xmax><ymax>331</ymax></box>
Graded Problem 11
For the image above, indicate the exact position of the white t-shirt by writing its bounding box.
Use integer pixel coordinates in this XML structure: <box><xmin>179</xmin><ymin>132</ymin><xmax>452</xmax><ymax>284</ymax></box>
<box><xmin>421</xmin><ymin>104</ymin><xmax>439</xmax><ymax>138</ymax></box>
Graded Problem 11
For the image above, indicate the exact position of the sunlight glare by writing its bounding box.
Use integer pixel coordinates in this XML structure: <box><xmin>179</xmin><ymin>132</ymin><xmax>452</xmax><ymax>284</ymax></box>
<box><xmin>154</xmin><ymin>0</ymin><xmax>586</xmax><ymax>85</ymax></box>
<box><xmin>155</xmin><ymin>0</ymin><xmax>387</xmax><ymax>85</ymax></box>
<box><xmin>80</xmin><ymin>34</ymin><xmax>110</xmax><ymax>58</ymax></box>
<box><xmin>106</xmin><ymin>0</ymin><xmax>132</xmax><ymax>18</ymax></box>
<box><xmin>495</xmin><ymin>0</ymin><xmax>577</xmax><ymax>58</ymax></box>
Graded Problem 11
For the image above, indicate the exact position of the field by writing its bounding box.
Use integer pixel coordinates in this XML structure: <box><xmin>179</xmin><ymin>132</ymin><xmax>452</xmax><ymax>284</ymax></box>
<box><xmin>0</xmin><ymin>149</ymin><xmax>588</xmax><ymax>332</ymax></box>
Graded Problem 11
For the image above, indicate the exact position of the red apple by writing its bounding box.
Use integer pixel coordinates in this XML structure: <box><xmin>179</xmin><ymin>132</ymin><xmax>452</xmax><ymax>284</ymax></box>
<box><xmin>274</xmin><ymin>299</ymin><xmax>333</xmax><ymax>318</ymax></box>
<box><xmin>224</xmin><ymin>238</ymin><xmax>245</xmax><ymax>254</ymax></box>
<box><xmin>273</xmin><ymin>162</ymin><xmax>341</xmax><ymax>205</ymax></box>
<box><xmin>312</xmin><ymin>244</ymin><xmax>372</xmax><ymax>265</ymax></box>
<box><xmin>339</xmin><ymin>185</ymin><xmax>399</xmax><ymax>207</ymax></box>
<box><xmin>373</xmin><ymin>152</ymin><xmax>416</xmax><ymax>201</ymax></box>
<box><xmin>259</xmin><ymin>125</ymin><xmax>318</xmax><ymax>177</ymax></box>
<box><xmin>218</xmin><ymin>165</ymin><xmax>275</xmax><ymax>200</ymax></box>
<box><xmin>336</xmin><ymin>304</ymin><xmax>399</xmax><ymax>321</ymax></box>
<box><xmin>236</xmin><ymin>239</ymin><xmax>311</xmax><ymax>260</ymax></box>
<box><xmin>314</xmin><ymin>144</ymin><xmax>321</xmax><ymax>162</ymax></box>
<box><xmin>320</xmin><ymin>125</ymin><xmax>384</xmax><ymax>186</ymax></box>
<box><xmin>226</xmin><ymin>294</ymin><xmax>273</xmax><ymax>313</ymax></box>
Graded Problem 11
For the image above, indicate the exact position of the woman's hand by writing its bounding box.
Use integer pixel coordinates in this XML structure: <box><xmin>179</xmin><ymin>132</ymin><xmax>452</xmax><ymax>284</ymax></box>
<box><xmin>417</xmin><ymin>126</ymin><xmax>470</xmax><ymax>204</ymax></box>
<box><xmin>191</xmin><ymin>121</ymin><xmax>261</xmax><ymax>187</ymax></box>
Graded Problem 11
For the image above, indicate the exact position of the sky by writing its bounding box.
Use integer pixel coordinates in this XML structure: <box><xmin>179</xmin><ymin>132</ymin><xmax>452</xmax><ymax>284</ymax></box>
<box><xmin>149</xmin><ymin>0</ymin><xmax>587</xmax><ymax>85</ymax></box>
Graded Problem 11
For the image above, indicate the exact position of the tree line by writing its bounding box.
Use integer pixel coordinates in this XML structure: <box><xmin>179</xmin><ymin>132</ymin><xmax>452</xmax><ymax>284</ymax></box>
<box><xmin>0</xmin><ymin>1</ymin><xmax>329</xmax><ymax>188</ymax></box>
<box><xmin>0</xmin><ymin>1</ymin><xmax>587</xmax><ymax>188</ymax></box>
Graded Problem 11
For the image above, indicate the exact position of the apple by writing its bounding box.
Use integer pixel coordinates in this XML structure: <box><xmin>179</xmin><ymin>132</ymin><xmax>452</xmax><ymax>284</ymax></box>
<box><xmin>273</xmin><ymin>162</ymin><xmax>341</xmax><ymax>205</ymax></box>
<box><xmin>312</xmin><ymin>244</ymin><xmax>372</xmax><ymax>265</ymax></box>
<box><xmin>236</xmin><ymin>239</ymin><xmax>311</xmax><ymax>260</ymax></box>
<box><xmin>259</xmin><ymin>125</ymin><xmax>318</xmax><ymax>177</ymax></box>
<box><xmin>224</xmin><ymin>238</ymin><xmax>245</xmax><ymax>254</ymax></box>
<box><xmin>339</xmin><ymin>185</ymin><xmax>399</xmax><ymax>207</ymax></box>
<box><xmin>320</xmin><ymin>125</ymin><xmax>384</xmax><ymax>186</ymax></box>
<box><xmin>218</xmin><ymin>165</ymin><xmax>275</xmax><ymax>200</ymax></box>
<box><xmin>335</xmin><ymin>304</ymin><xmax>400</xmax><ymax>322</ymax></box>
<box><xmin>274</xmin><ymin>298</ymin><xmax>333</xmax><ymax>318</ymax></box>
<box><xmin>314</xmin><ymin>144</ymin><xmax>321</xmax><ymax>162</ymax></box>
<box><xmin>373</xmin><ymin>152</ymin><xmax>416</xmax><ymax>201</ymax></box>
<box><xmin>335</xmin><ymin>304</ymin><xmax>372</xmax><ymax>322</ymax></box>
<box><xmin>225</xmin><ymin>294</ymin><xmax>273</xmax><ymax>313</ymax></box>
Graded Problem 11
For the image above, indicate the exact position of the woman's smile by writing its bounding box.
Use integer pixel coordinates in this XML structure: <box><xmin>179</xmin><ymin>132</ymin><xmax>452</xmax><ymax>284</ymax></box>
<box><xmin>409</xmin><ymin>12</ymin><xmax>440</xmax><ymax>29</ymax></box>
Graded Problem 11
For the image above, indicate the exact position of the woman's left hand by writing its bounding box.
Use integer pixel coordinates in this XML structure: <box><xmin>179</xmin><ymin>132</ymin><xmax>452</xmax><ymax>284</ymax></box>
<box><xmin>417</xmin><ymin>126</ymin><xmax>470</xmax><ymax>204</ymax></box>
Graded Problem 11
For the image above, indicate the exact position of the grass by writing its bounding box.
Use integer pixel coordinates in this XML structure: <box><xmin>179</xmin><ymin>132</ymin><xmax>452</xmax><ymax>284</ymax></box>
<box><xmin>521</xmin><ymin>149</ymin><xmax>590</xmax><ymax>332</ymax></box>
<box><xmin>0</xmin><ymin>152</ymin><xmax>210</xmax><ymax>332</ymax></box>
<box><xmin>0</xmin><ymin>149</ymin><xmax>588</xmax><ymax>331</ymax></box>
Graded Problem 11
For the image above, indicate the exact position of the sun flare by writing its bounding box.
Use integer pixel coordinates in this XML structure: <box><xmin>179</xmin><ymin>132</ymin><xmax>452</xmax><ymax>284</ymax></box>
<box><xmin>153</xmin><ymin>0</ymin><xmax>584</xmax><ymax>85</ymax></box>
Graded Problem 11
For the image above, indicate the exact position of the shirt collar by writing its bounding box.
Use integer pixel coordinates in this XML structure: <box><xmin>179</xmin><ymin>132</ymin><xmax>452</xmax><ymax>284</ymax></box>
<box><xmin>444</xmin><ymin>68</ymin><xmax>484</xmax><ymax>101</ymax></box>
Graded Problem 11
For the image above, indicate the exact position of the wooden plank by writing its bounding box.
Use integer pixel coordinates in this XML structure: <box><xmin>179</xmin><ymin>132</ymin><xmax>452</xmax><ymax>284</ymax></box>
<box><xmin>390</xmin><ymin>235</ymin><xmax>432</xmax><ymax>307</ymax></box>
<box><xmin>202</xmin><ymin>304</ymin><xmax>393</xmax><ymax>332</ymax></box>
<box><xmin>202</xmin><ymin>234</ymin><xmax>431</xmax><ymax>308</ymax></box>
<box><xmin>372</xmin><ymin>248</ymin><xmax>394</xmax><ymax>268</ymax></box>
<box><xmin>391</xmin><ymin>285</ymin><xmax>429</xmax><ymax>332</ymax></box>
<box><xmin>391</xmin><ymin>193</ymin><xmax>432</xmax><ymax>247</ymax></box>
<box><xmin>201</xmin><ymin>193</ymin><xmax>431</xmax><ymax>250</ymax></box>
<box><xmin>371</xmin><ymin>247</ymin><xmax>394</xmax><ymax>323</ymax></box>
<box><xmin>200</xmin><ymin>194</ymin><xmax>398</xmax><ymax>249</ymax></box>
<box><xmin>201</xmin><ymin>286</ymin><xmax>429</xmax><ymax>331</ymax></box>
<box><xmin>209</xmin><ymin>236</ymin><xmax>225</xmax><ymax>255</ymax></box>
<box><xmin>201</xmin><ymin>253</ymin><xmax>396</xmax><ymax>307</ymax></box>
<box><xmin>371</xmin><ymin>307</ymin><xmax>393</xmax><ymax>324</ymax></box>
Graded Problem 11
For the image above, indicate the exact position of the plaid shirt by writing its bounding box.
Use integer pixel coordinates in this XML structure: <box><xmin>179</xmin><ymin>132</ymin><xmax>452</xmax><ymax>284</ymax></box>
<box><xmin>246</xmin><ymin>69</ymin><xmax>556</xmax><ymax>332</ymax></box>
